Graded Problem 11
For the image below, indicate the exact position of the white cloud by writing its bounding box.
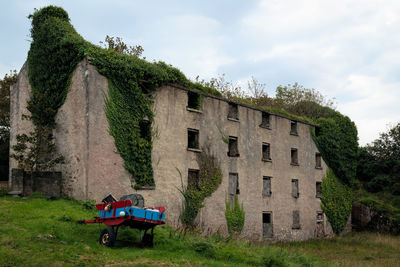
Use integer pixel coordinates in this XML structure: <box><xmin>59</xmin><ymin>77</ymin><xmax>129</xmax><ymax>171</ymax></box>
<box><xmin>146</xmin><ymin>14</ymin><xmax>236</xmax><ymax>79</ymax></box>
<box><xmin>237</xmin><ymin>0</ymin><xmax>400</xmax><ymax>145</ymax></box>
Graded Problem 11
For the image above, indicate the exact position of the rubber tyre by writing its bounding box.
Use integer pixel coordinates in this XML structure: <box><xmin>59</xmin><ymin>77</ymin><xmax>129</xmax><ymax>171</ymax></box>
<box><xmin>142</xmin><ymin>233</ymin><xmax>154</xmax><ymax>247</ymax></box>
<box><xmin>99</xmin><ymin>227</ymin><xmax>116</xmax><ymax>247</ymax></box>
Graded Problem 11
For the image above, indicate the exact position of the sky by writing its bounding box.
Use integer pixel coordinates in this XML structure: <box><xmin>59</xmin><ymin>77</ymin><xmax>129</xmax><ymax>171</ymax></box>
<box><xmin>1</xmin><ymin>0</ymin><xmax>399</xmax><ymax>145</ymax></box>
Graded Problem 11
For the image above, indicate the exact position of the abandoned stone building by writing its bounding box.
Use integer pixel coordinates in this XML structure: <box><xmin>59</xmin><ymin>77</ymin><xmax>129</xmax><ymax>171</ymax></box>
<box><xmin>9</xmin><ymin>57</ymin><xmax>346</xmax><ymax>241</ymax></box>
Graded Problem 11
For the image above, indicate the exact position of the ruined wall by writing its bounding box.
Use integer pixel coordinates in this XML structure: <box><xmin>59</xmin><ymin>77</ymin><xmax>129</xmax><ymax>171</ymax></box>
<box><xmin>10</xmin><ymin>60</ymin><xmax>338</xmax><ymax>241</ymax></box>
<box><xmin>9</xmin><ymin>62</ymin><xmax>35</xmax><ymax>191</ymax></box>
<box><xmin>146</xmin><ymin>85</ymin><xmax>333</xmax><ymax>241</ymax></box>
<box><xmin>10</xmin><ymin>59</ymin><xmax>134</xmax><ymax>200</ymax></box>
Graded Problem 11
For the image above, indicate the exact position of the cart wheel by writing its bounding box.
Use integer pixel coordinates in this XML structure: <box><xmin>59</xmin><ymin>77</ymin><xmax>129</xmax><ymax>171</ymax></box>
<box><xmin>142</xmin><ymin>233</ymin><xmax>154</xmax><ymax>247</ymax></box>
<box><xmin>99</xmin><ymin>227</ymin><xmax>116</xmax><ymax>247</ymax></box>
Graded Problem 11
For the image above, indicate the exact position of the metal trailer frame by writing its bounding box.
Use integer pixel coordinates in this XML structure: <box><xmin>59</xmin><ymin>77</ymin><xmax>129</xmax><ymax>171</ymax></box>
<box><xmin>82</xmin><ymin>199</ymin><xmax>165</xmax><ymax>247</ymax></box>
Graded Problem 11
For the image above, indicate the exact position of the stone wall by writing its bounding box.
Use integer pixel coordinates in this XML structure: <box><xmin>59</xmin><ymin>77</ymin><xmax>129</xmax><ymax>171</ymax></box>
<box><xmin>0</xmin><ymin>181</ymin><xmax>8</xmax><ymax>191</ymax></box>
<box><xmin>142</xmin><ymin>84</ymin><xmax>332</xmax><ymax>240</ymax></box>
<box><xmin>9</xmin><ymin>168</ymin><xmax>61</xmax><ymax>196</ymax></box>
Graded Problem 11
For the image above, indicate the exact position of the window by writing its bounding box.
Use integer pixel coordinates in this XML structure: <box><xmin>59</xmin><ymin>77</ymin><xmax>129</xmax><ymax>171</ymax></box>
<box><xmin>290</xmin><ymin>121</ymin><xmax>298</xmax><ymax>135</ymax></box>
<box><xmin>291</xmin><ymin>148</ymin><xmax>298</xmax><ymax>165</ymax></box>
<box><xmin>316</xmin><ymin>182</ymin><xmax>322</xmax><ymax>198</ymax></box>
<box><xmin>292</xmin><ymin>210</ymin><xmax>301</xmax><ymax>229</ymax></box>
<box><xmin>187</xmin><ymin>91</ymin><xmax>201</xmax><ymax>110</ymax></box>
<box><xmin>139</xmin><ymin>120</ymin><xmax>151</xmax><ymax>141</ymax></box>
<box><xmin>228</xmin><ymin>173</ymin><xmax>239</xmax><ymax>204</ymax></box>
<box><xmin>260</xmin><ymin>112</ymin><xmax>271</xmax><ymax>128</ymax></box>
<box><xmin>262</xmin><ymin>143</ymin><xmax>271</xmax><ymax>161</ymax></box>
<box><xmin>315</xmin><ymin>153</ymin><xmax>322</xmax><ymax>169</ymax></box>
<box><xmin>315</xmin><ymin>211</ymin><xmax>325</xmax><ymax>238</ymax></box>
<box><xmin>228</xmin><ymin>103</ymin><xmax>239</xmax><ymax>120</ymax></box>
<box><xmin>187</xmin><ymin>129</ymin><xmax>199</xmax><ymax>149</ymax></box>
<box><xmin>292</xmin><ymin>179</ymin><xmax>299</xmax><ymax>198</ymax></box>
<box><xmin>262</xmin><ymin>212</ymin><xmax>273</xmax><ymax>238</ymax></box>
<box><xmin>228</xmin><ymin>136</ymin><xmax>239</xmax><ymax>157</ymax></box>
<box><xmin>188</xmin><ymin>169</ymin><xmax>200</xmax><ymax>190</ymax></box>
<box><xmin>262</xmin><ymin>176</ymin><xmax>272</xmax><ymax>197</ymax></box>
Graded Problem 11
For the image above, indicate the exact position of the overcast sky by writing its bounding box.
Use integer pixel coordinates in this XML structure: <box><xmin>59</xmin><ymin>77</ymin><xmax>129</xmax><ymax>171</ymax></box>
<box><xmin>1</xmin><ymin>0</ymin><xmax>399</xmax><ymax>145</ymax></box>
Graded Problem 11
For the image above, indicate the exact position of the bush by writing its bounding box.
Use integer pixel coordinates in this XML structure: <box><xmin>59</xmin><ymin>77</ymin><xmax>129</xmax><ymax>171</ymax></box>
<box><xmin>313</xmin><ymin>113</ymin><xmax>359</xmax><ymax>186</ymax></box>
<box><xmin>225</xmin><ymin>195</ymin><xmax>245</xmax><ymax>236</ymax></box>
<box><xmin>321</xmin><ymin>169</ymin><xmax>352</xmax><ymax>235</ymax></box>
<box><xmin>366</xmin><ymin>175</ymin><xmax>391</xmax><ymax>193</ymax></box>
<box><xmin>180</xmin><ymin>149</ymin><xmax>222</xmax><ymax>227</ymax></box>
<box><xmin>392</xmin><ymin>183</ymin><xmax>400</xmax><ymax>196</ymax></box>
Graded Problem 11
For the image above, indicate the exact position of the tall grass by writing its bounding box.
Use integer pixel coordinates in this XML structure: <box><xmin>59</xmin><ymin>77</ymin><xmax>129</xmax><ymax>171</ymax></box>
<box><xmin>0</xmin><ymin>195</ymin><xmax>322</xmax><ymax>266</ymax></box>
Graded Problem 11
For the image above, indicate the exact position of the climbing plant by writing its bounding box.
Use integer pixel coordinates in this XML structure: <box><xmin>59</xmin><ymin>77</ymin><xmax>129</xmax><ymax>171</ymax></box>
<box><xmin>180</xmin><ymin>147</ymin><xmax>222</xmax><ymax>228</ymax></box>
<box><xmin>320</xmin><ymin>169</ymin><xmax>352</xmax><ymax>235</ymax></box>
<box><xmin>25</xmin><ymin>6</ymin><xmax>221</xmax><ymax>188</ymax></box>
<box><xmin>225</xmin><ymin>195</ymin><xmax>245</xmax><ymax>236</ymax></box>
<box><xmin>312</xmin><ymin>112</ymin><xmax>359</xmax><ymax>186</ymax></box>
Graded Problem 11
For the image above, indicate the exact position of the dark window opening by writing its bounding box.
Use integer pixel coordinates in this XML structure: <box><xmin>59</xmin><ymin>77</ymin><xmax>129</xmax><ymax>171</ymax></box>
<box><xmin>139</xmin><ymin>120</ymin><xmax>151</xmax><ymax>141</ymax></box>
<box><xmin>187</xmin><ymin>129</ymin><xmax>199</xmax><ymax>149</ymax></box>
<box><xmin>292</xmin><ymin>210</ymin><xmax>301</xmax><ymax>229</ymax></box>
<box><xmin>291</xmin><ymin>148</ymin><xmax>298</xmax><ymax>165</ymax></box>
<box><xmin>187</xmin><ymin>91</ymin><xmax>201</xmax><ymax>110</ymax></box>
<box><xmin>262</xmin><ymin>143</ymin><xmax>271</xmax><ymax>161</ymax></box>
<box><xmin>292</xmin><ymin>179</ymin><xmax>299</xmax><ymax>198</ymax></box>
<box><xmin>290</xmin><ymin>121</ymin><xmax>298</xmax><ymax>135</ymax></box>
<box><xmin>262</xmin><ymin>176</ymin><xmax>272</xmax><ymax>197</ymax></box>
<box><xmin>315</xmin><ymin>153</ymin><xmax>322</xmax><ymax>168</ymax></box>
<box><xmin>188</xmin><ymin>169</ymin><xmax>200</xmax><ymax>190</ymax></box>
<box><xmin>228</xmin><ymin>136</ymin><xmax>239</xmax><ymax>157</ymax></box>
<box><xmin>317</xmin><ymin>211</ymin><xmax>324</xmax><ymax>222</ymax></box>
<box><xmin>260</xmin><ymin>112</ymin><xmax>271</xmax><ymax>128</ymax></box>
<box><xmin>316</xmin><ymin>182</ymin><xmax>322</xmax><ymax>198</ymax></box>
<box><xmin>263</xmin><ymin>212</ymin><xmax>273</xmax><ymax>238</ymax></box>
<box><xmin>228</xmin><ymin>103</ymin><xmax>239</xmax><ymax>120</ymax></box>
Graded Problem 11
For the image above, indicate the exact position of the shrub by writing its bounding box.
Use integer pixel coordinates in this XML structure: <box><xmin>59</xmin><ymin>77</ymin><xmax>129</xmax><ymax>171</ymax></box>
<box><xmin>321</xmin><ymin>169</ymin><xmax>352</xmax><ymax>235</ymax></box>
<box><xmin>313</xmin><ymin>113</ymin><xmax>359</xmax><ymax>186</ymax></box>
<box><xmin>366</xmin><ymin>175</ymin><xmax>391</xmax><ymax>193</ymax></box>
<box><xmin>180</xmin><ymin>148</ymin><xmax>222</xmax><ymax>227</ymax></box>
<box><xmin>225</xmin><ymin>195</ymin><xmax>245</xmax><ymax>236</ymax></box>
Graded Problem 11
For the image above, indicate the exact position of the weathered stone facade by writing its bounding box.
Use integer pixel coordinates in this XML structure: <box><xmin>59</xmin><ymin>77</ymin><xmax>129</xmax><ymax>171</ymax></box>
<box><xmin>10</xmin><ymin>59</ymin><xmax>348</xmax><ymax>241</ymax></box>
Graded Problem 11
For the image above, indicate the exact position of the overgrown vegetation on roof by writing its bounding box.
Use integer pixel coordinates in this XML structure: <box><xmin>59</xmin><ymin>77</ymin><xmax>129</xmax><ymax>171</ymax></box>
<box><xmin>27</xmin><ymin>6</ymin><xmax>220</xmax><ymax>188</ymax></box>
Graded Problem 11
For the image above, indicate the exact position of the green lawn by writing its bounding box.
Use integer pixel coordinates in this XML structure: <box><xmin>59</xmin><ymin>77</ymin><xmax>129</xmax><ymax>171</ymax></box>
<box><xmin>0</xmin><ymin>194</ymin><xmax>322</xmax><ymax>267</ymax></box>
<box><xmin>1</xmin><ymin>194</ymin><xmax>399</xmax><ymax>267</ymax></box>
<box><xmin>273</xmin><ymin>232</ymin><xmax>400</xmax><ymax>267</ymax></box>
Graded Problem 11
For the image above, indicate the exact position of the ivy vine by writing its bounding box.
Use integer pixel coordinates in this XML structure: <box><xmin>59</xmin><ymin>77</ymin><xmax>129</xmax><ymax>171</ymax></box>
<box><xmin>320</xmin><ymin>169</ymin><xmax>352</xmax><ymax>235</ymax></box>
<box><xmin>179</xmin><ymin>148</ymin><xmax>222</xmax><ymax>228</ymax></box>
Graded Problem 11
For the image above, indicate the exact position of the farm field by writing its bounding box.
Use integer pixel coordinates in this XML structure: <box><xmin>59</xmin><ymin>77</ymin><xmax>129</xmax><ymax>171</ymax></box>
<box><xmin>0</xmin><ymin>193</ymin><xmax>399</xmax><ymax>267</ymax></box>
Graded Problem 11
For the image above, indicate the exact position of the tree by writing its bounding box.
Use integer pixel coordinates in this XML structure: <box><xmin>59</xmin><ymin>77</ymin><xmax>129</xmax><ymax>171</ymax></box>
<box><xmin>275</xmin><ymin>83</ymin><xmax>336</xmax><ymax>110</ymax></box>
<box><xmin>357</xmin><ymin>123</ymin><xmax>400</xmax><ymax>194</ymax></box>
<box><xmin>99</xmin><ymin>35</ymin><xmax>144</xmax><ymax>58</ymax></box>
<box><xmin>11</xmin><ymin>125</ymin><xmax>64</xmax><ymax>176</ymax></box>
<box><xmin>0</xmin><ymin>71</ymin><xmax>17</xmax><ymax>180</ymax></box>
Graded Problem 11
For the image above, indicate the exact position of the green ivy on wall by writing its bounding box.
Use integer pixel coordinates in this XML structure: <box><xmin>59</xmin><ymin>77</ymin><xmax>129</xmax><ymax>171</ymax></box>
<box><xmin>312</xmin><ymin>111</ymin><xmax>359</xmax><ymax>186</ymax></box>
<box><xmin>321</xmin><ymin>169</ymin><xmax>352</xmax><ymax>235</ymax></box>
<box><xmin>27</xmin><ymin>6</ymin><xmax>221</xmax><ymax>188</ymax></box>
<box><xmin>225</xmin><ymin>195</ymin><xmax>245</xmax><ymax>236</ymax></box>
<box><xmin>180</xmin><ymin>149</ymin><xmax>222</xmax><ymax>228</ymax></box>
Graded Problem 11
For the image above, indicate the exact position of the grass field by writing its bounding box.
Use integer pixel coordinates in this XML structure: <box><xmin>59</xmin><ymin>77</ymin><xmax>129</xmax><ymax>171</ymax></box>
<box><xmin>0</xmin><ymin>193</ymin><xmax>399</xmax><ymax>267</ymax></box>
<box><xmin>273</xmin><ymin>232</ymin><xmax>400</xmax><ymax>267</ymax></box>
